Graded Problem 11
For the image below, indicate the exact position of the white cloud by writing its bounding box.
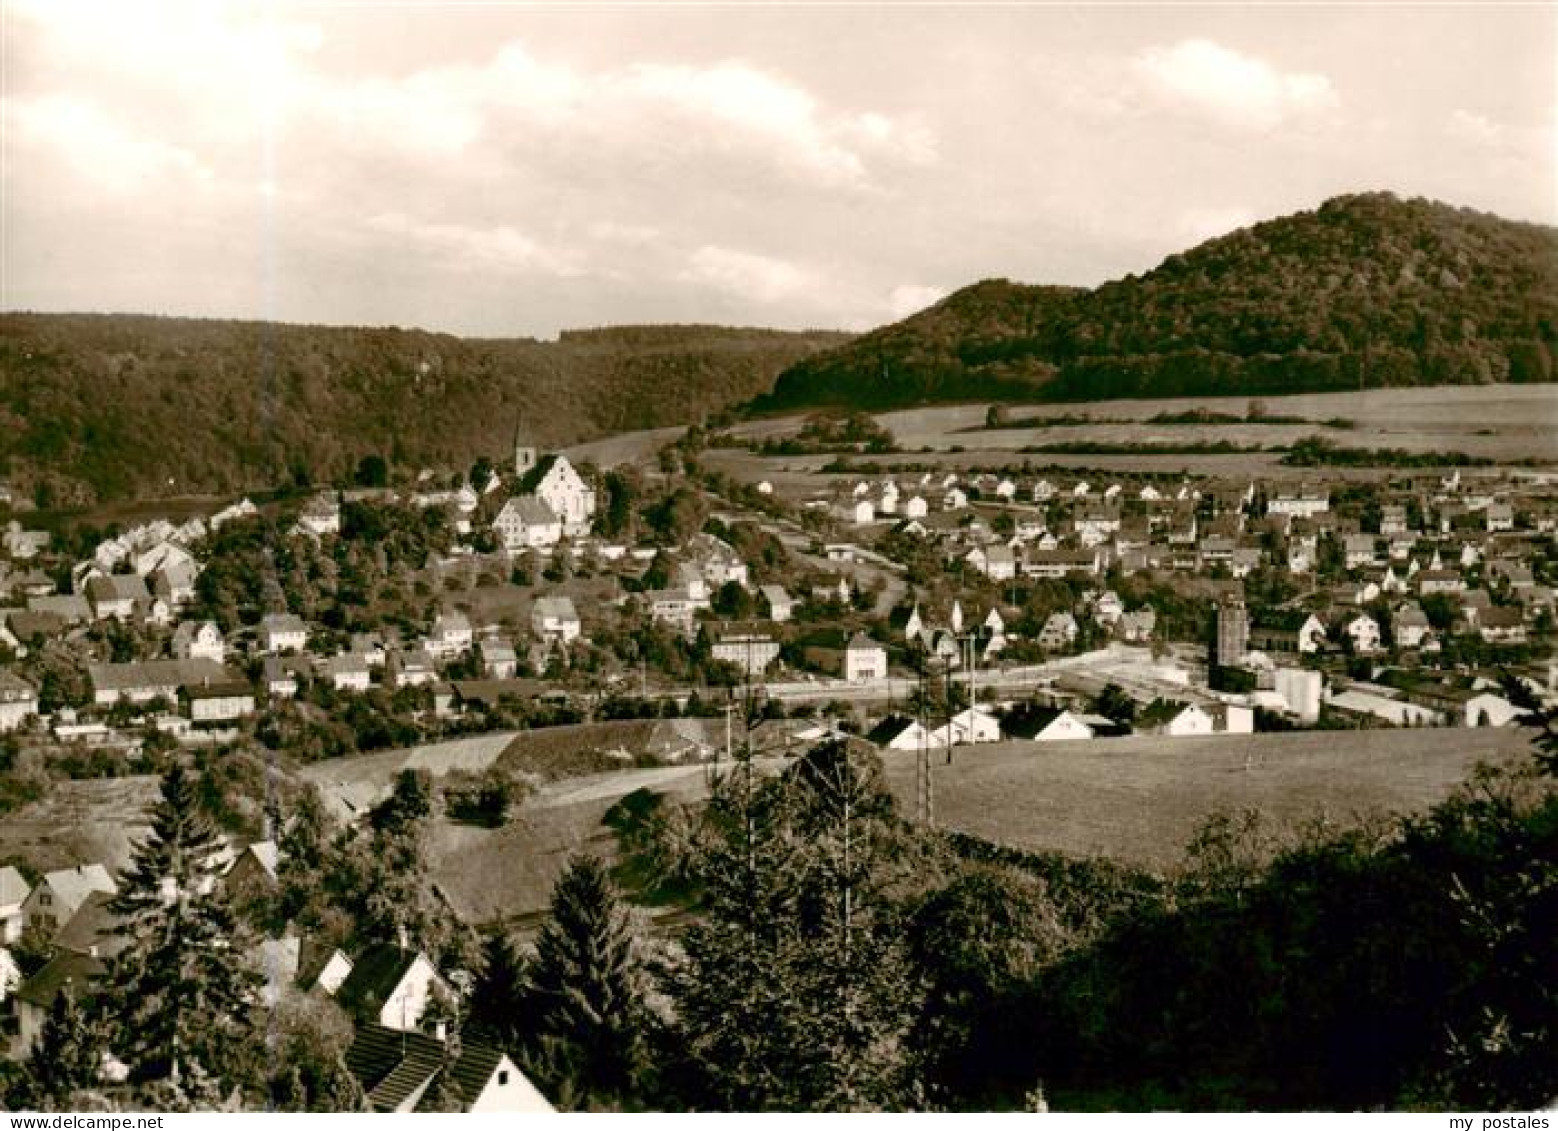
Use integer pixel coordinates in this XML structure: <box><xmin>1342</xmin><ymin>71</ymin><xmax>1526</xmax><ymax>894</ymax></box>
<box><xmin>1135</xmin><ymin>39</ymin><xmax>1339</xmax><ymax>131</ymax></box>
<box><xmin>1446</xmin><ymin>108</ymin><xmax>1553</xmax><ymax>166</ymax></box>
<box><xmin>678</xmin><ymin>246</ymin><xmax>815</xmax><ymax>305</ymax></box>
<box><xmin>5</xmin><ymin>95</ymin><xmax>211</xmax><ymax>190</ymax></box>
<box><xmin>886</xmin><ymin>284</ymin><xmax>947</xmax><ymax>320</ymax></box>
<box><xmin>362</xmin><ymin>213</ymin><xmax>586</xmax><ymax>278</ymax></box>
<box><xmin>1175</xmin><ymin>206</ymin><xmax>1257</xmax><ymax>244</ymax></box>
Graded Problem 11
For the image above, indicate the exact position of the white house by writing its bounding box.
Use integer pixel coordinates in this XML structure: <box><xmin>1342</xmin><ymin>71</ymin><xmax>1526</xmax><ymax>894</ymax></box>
<box><xmin>0</xmin><ymin>867</ymin><xmax>30</xmax><ymax>944</ymax></box>
<box><xmin>516</xmin><ymin>454</ymin><xmax>596</xmax><ymax>538</ymax></box>
<box><xmin>494</xmin><ymin>497</ymin><xmax>563</xmax><ymax>551</ymax></box>
<box><xmin>187</xmin><ymin>681</ymin><xmax>257</xmax><ymax>723</ymax></box>
<box><xmin>904</xmin><ymin>496</ymin><xmax>929</xmax><ymax>519</ymax></box>
<box><xmin>1037</xmin><ymin>612</ymin><xmax>1079</xmax><ymax>651</ymax></box>
<box><xmin>1394</xmin><ymin>603</ymin><xmax>1432</xmax><ymax>649</ymax></box>
<box><xmin>325</xmin><ymin>654</ymin><xmax>373</xmax><ymax>693</ymax></box>
<box><xmin>1462</xmin><ymin>692</ymin><xmax>1523</xmax><ymax>728</ymax></box>
<box><xmin>85</xmin><ymin>574</ymin><xmax>147</xmax><ymax>621</ymax></box>
<box><xmin>0</xmin><ymin>671</ymin><xmax>38</xmax><ymax>733</ymax></box>
<box><xmin>427</xmin><ymin>611</ymin><xmax>474</xmax><ymax>657</ymax></box>
<box><xmin>711</xmin><ymin>631</ymin><xmax>781</xmax><ymax>677</ymax></box>
<box><xmin>336</xmin><ymin>944</ymin><xmax>451</xmax><ymax>1034</ymax></box>
<box><xmin>171</xmin><ymin>620</ymin><xmax>225</xmax><ymax>664</ymax></box>
<box><xmin>1268</xmin><ymin>485</ymin><xmax>1330</xmax><ymax>518</ymax></box>
<box><xmin>1116</xmin><ymin>608</ymin><xmax>1157</xmax><ymax>643</ymax></box>
<box><xmin>871</xmin><ymin>716</ymin><xmax>935</xmax><ymax>751</ymax></box>
<box><xmin>844</xmin><ymin>634</ymin><xmax>887</xmax><ymax>682</ymax></box>
<box><xmin>477</xmin><ymin>637</ymin><xmax>519</xmax><ymax>679</ymax></box>
<box><xmin>1345</xmin><ymin>613</ymin><xmax>1382</xmax><ymax>655</ymax></box>
<box><xmin>1274</xmin><ymin>667</ymin><xmax>1323</xmax><ymax>723</ymax></box>
<box><xmin>1144</xmin><ymin>702</ymin><xmax>1216</xmax><ymax>737</ymax></box>
<box><xmin>259</xmin><ymin>613</ymin><xmax>308</xmax><ymax>655</ymax></box>
<box><xmin>345</xmin><ymin>1024</ymin><xmax>554</xmax><ymax>1113</ymax></box>
<box><xmin>936</xmin><ymin>706</ymin><xmax>1002</xmax><ymax>746</ymax></box>
<box><xmin>686</xmin><ymin>534</ymin><xmax>750</xmax><ymax>590</ymax></box>
<box><xmin>296</xmin><ymin>492</ymin><xmax>341</xmax><ymax>537</ymax></box>
<box><xmin>22</xmin><ymin>864</ymin><xmax>116</xmax><ymax>937</ymax></box>
<box><xmin>760</xmin><ymin>585</ymin><xmax>794</xmax><ymax>623</ymax></box>
<box><xmin>1020</xmin><ymin>708</ymin><xmax>1095</xmax><ymax>743</ymax></box>
<box><xmin>386</xmin><ymin>649</ymin><xmax>438</xmax><ymax>689</ymax></box>
<box><xmin>531</xmin><ymin>596</ymin><xmax>582</xmax><ymax>644</ymax></box>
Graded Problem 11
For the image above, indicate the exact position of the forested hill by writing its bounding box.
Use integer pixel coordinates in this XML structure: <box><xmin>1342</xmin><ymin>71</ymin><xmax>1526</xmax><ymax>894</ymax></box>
<box><xmin>0</xmin><ymin>315</ymin><xmax>849</xmax><ymax>506</ymax></box>
<box><xmin>752</xmin><ymin>193</ymin><xmax>1558</xmax><ymax>413</ymax></box>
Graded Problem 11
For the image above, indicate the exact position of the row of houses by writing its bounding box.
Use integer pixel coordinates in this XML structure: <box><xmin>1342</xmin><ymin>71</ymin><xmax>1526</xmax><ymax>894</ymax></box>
<box><xmin>0</xmin><ymin>848</ymin><xmax>552</xmax><ymax>1112</ymax></box>
<box><xmin>869</xmin><ymin>695</ymin><xmax>1256</xmax><ymax>750</ymax></box>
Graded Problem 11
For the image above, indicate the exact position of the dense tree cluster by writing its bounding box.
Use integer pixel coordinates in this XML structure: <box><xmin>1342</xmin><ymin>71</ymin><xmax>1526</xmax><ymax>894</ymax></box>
<box><xmin>0</xmin><ymin>315</ymin><xmax>847</xmax><ymax>506</ymax></box>
<box><xmin>758</xmin><ymin>193</ymin><xmax>1558</xmax><ymax>413</ymax></box>
<box><xmin>510</xmin><ymin>723</ymin><xmax>1557</xmax><ymax>1112</ymax></box>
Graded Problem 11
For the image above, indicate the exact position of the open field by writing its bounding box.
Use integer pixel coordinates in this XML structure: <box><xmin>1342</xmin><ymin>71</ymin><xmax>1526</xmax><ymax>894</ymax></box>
<box><xmin>566</xmin><ymin>425</ymin><xmax>686</xmax><ymax>469</ymax></box>
<box><xmin>880</xmin><ymin>725</ymin><xmax>1534</xmax><ymax>871</ymax></box>
<box><xmin>697</xmin><ymin>386</ymin><xmax>1558</xmax><ymax>485</ymax></box>
<box><xmin>0</xmin><ymin>776</ymin><xmax>160</xmax><ymax>875</ymax></box>
<box><xmin>685</xmin><ymin>386</ymin><xmax>1556</xmax><ymax>491</ymax></box>
<box><xmin>300</xmin><ymin>731</ymin><xmax>521</xmax><ymax>820</ymax></box>
<box><xmin>872</xmin><ymin>385</ymin><xmax>1558</xmax><ymax>462</ymax></box>
<box><xmin>423</xmin><ymin>723</ymin><xmax>1535</xmax><ymax>925</ymax></box>
<box><xmin>430</xmin><ymin>764</ymin><xmax>719</xmax><ymax>930</ymax></box>
<box><xmin>703</xmin><ymin>446</ymin><xmax>1309</xmax><ymax>484</ymax></box>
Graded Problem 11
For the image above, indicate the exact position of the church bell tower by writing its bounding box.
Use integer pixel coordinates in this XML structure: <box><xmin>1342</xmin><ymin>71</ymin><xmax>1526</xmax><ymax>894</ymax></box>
<box><xmin>514</xmin><ymin>417</ymin><xmax>538</xmax><ymax>477</ymax></box>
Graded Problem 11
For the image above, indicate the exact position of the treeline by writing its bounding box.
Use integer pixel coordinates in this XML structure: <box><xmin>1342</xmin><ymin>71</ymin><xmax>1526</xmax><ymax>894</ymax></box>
<box><xmin>755</xmin><ymin>193</ymin><xmax>1558</xmax><ymax>413</ymax></box>
<box><xmin>1283</xmin><ymin>436</ymin><xmax>1496</xmax><ymax>469</ymax></box>
<box><xmin>0</xmin><ymin>314</ymin><xmax>848</xmax><ymax>506</ymax></box>
<box><xmin>1019</xmin><ymin>439</ymin><xmax>1269</xmax><ymax>456</ymax></box>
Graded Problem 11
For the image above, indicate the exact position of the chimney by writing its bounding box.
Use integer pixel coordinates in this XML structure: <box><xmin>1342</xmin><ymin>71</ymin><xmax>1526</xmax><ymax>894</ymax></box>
<box><xmin>434</xmin><ymin>1020</ymin><xmax>448</xmax><ymax>1043</ymax></box>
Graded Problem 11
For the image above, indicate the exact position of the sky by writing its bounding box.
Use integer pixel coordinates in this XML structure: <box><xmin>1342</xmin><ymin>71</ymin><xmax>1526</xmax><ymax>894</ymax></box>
<box><xmin>2</xmin><ymin>1</ymin><xmax>1554</xmax><ymax>338</ymax></box>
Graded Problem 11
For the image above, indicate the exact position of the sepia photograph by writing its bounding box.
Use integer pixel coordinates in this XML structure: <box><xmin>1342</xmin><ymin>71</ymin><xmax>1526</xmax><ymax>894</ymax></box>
<box><xmin>0</xmin><ymin>0</ymin><xmax>1554</xmax><ymax>1114</ymax></box>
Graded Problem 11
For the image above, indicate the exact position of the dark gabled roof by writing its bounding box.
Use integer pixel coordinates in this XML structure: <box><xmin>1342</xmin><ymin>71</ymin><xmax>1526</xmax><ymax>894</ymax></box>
<box><xmin>345</xmin><ymin>1023</ymin><xmax>516</xmax><ymax>1113</ymax></box>
<box><xmin>1136</xmin><ymin>698</ymin><xmax>1191</xmax><ymax>728</ymax></box>
<box><xmin>335</xmin><ymin>943</ymin><xmax>424</xmax><ymax>1019</ymax></box>
<box><xmin>504</xmin><ymin>496</ymin><xmax>559</xmax><ymax>525</ymax></box>
<box><xmin>866</xmin><ymin>715</ymin><xmax>918</xmax><ymax>745</ymax></box>
<box><xmin>0</xmin><ymin>669</ymin><xmax>35</xmax><ymax>697</ymax></box>
<box><xmin>16</xmin><ymin>951</ymin><xmax>108</xmax><ymax>1009</ymax></box>
<box><xmin>416</xmin><ymin>1043</ymin><xmax>506</xmax><ymax>1112</ymax></box>
<box><xmin>5</xmin><ymin>609</ymin><xmax>67</xmax><ymax>641</ymax></box>
<box><xmin>297</xmin><ymin>937</ymin><xmax>351</xmax><ymax>990</ymax></box>
<box><xmin>1001</xmin><ymin>705</ymin><xmax>1065</xmax><ymax>740</ymax></box>
<box><xmin>53</xmin><ymin>890</ymin><xmax>132</xmax><ymax>959</ymax></box>
<box><xmin>86</xmin><ymin>574</ymin><xmax>148</xmax><ymax>603</ymax></box>
<box><xmin>345</xmin><ymin>1023</ymin><xmax>446</xmax><ymax>1111</ymax></box>
<box><xmin>1254</xmin><ymin>608</ymin><xmax>1316</xmax><ymax>632</ymax></box>
<box><xmin>514</xmin><ymin>452</ymin><xmax>563</xmax><ymax>495</ymax></box>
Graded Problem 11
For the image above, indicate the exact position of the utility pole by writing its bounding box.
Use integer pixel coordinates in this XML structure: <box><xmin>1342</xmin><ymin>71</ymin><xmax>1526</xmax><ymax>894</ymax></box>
<box><xmin>916</xmin><ymin>658</ymin><xmax>936</xmax><ymax>827</ymax></box>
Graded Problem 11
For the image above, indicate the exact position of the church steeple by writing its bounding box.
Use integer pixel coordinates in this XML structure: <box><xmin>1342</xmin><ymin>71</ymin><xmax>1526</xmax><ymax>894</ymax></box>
<box><xmin>514</xmin><ymin>416</ymin><xmax>538</xmax><ymax>477</ymax></box>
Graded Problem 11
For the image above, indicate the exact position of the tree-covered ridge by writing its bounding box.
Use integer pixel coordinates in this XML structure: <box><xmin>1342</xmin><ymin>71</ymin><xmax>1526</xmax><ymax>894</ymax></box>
<box><xmin>753</xmin><ymin>280</ymin><xmax>1084</xmax><ymax>410</ymax></box>
<box><xmin>0</xmin><ymin>314</ymin><xmax>849</xmax><ymax>506</ymax></box>
<box><xmin>756</xmin><ymin>193</ymin><xmax>1558</xmax><ymax>411</ymax></box>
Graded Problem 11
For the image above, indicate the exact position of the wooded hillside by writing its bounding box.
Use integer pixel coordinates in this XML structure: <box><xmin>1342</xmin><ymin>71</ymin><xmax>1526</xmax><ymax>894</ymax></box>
<box><xmin>0</xmin><ymin>315</ymin><xmax>848</xmax><ymax>506</ymax></box>
<box><xmin>754</xmin><ymin>193</ymin><xmax>1558</xmax><ymax>412</ymax></box>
